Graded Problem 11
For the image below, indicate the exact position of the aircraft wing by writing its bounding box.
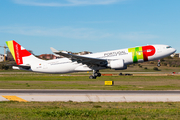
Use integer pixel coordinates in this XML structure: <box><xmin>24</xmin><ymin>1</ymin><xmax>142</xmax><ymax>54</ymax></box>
<box><xmin>50</xmin><ymin>47</ymin><xmax>107</xmax><ymax>67</ymax></box>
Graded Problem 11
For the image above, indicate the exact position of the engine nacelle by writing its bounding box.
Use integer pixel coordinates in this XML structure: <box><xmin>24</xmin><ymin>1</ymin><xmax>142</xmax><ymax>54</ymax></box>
<box><xmin>108</xmin><ymin>59</ymin><xmax>127</xmax><ymax>70</ymax></box>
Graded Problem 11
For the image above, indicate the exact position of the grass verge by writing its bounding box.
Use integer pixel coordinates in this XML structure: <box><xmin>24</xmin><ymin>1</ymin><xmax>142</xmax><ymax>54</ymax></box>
<box><xmin>0</xmin><ymin>74</ymin><xmax>180</xmax><ymax>90</ymax></box>
<box><xmin>0</xmin><ymin>101</ymin><xmax>180</xmax><ymax>120</ymax></box>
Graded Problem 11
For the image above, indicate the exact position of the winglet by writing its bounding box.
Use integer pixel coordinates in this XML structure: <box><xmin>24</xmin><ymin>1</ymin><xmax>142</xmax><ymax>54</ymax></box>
<box><xmin>50</xmin><ymin>47</ymin><xmax>59</xmax><ymax>53</ymax></box>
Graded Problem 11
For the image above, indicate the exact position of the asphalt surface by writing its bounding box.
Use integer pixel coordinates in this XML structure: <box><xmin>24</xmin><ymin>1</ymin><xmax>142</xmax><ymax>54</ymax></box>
<box><xmin>1</xmin><ymin>90</ymin><xmax>180</xmax><ymax>102</ymax></box>
<box><xmin>0</xmin><ymin>89</ymin><xmax>180</xmax><ymax>95</ymax></box>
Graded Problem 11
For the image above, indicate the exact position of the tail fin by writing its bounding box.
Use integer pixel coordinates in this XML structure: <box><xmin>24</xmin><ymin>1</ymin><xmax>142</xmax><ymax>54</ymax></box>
<box><xmin>6</xmin><ymin>40</ymin><xmax>42</xmax><ymax>65</ymax></box>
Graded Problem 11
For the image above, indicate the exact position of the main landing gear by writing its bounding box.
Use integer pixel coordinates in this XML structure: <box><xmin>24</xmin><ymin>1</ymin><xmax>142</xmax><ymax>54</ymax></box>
<box><xmin>89</xmin><ymin>70</ymin><xmax>101</xmax><ymax>79</ymax></box>
<box><xmin>157</xmin><ymin>59</ymin><xmax>161</xmax><ymax>67</ymax></box>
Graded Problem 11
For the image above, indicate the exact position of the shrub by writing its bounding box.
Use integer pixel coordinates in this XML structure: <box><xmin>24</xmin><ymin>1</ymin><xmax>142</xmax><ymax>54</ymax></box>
<box><xmin>166</xmin><ymin>56</ymin><xmax>173</xmax><ymax>59</ymax></box>
<box><xmin>0</xmin><ymin>63</ymin><xmax>10</xmax><ymax>70</ymax></box>
<box><xmin>160</xmin><ymin>58</ymin><xmax>165</xmax><ymax>62</ymax></box>
<box><xmin>163</xmin><ymin>63</ymin><xmax>167</xmax><ymax>66</ymax></box>
<box><xmin>144</xmin><ymin>67</ymin><xmax>148</xmax><ymax>70</ymax></box>
<box><xmin>153</xmin><ymin>67</ymin><xmax>159</xmax><ymax>71</ymax></box>
<box><xmin>139</xmin><ymin>65</ymin><xmax>142</xmax><ymax>68</ymax></box>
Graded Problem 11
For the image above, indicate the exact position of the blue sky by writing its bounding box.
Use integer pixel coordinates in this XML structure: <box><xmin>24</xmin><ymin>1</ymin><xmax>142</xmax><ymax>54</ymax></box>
<box><xmin>0</xmin><ymin>0</ymin><xmax>180</xmax><ymax>55</ymax></box>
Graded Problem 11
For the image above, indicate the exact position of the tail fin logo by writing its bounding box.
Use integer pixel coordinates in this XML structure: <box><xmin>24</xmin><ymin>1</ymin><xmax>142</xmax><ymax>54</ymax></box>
<box><xmin>6</xmin><ymin>40</ymin><xmax>31</xmax><ymax>65</ymax></box>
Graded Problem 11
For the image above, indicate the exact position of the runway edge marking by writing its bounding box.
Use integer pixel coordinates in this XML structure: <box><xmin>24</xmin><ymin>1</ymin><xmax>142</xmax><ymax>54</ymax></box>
<box><xmin>2</xmin><ymin>96</ymin><xmax>28</xmax><ymax>102</ymax></box>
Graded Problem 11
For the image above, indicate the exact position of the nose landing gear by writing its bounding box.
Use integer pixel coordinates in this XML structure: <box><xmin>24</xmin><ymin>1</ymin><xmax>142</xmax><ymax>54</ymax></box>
<box><xmin>157</xmin><ymin>59</ymin><xmax>161</xmax><ymax>67</ymax></box>
<box><xmin>89</xmin><ymin>70</ymin><xmax>101</xmax><ymax>79</ymax></box>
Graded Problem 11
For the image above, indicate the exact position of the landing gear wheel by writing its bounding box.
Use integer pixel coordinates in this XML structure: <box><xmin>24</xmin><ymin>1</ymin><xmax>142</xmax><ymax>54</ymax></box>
<box><xmin>157</xmin><ymin>59</ymin><xmax>161</xmax><ymax>67</ymax></box>
<box><xmin>97</xmin><ymin>73</ymin><xmax>101</xmax><ymax>77</ymax></box>
<box><xmin>94</xmin><ymin>73</ymin><xmax>101</xmax><ymax>77</ymax></box>
<box><xmin>89</xmin><ymin>75</ymin><xmax>96</xmax><ymax>79</ymax></box>
<box><xmin>157</xmin><ymin>63</ymin><xmax>161</xmax><ymax>67</ymax></box>
<box><xmin>89</xmin><ymin>70</ymin><xmax>101</xmax><ymax>79</ymax></box>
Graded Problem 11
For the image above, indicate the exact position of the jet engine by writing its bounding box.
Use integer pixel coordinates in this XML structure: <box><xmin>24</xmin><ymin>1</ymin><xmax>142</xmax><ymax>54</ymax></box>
<box><xmin>108</xmin><ymin>59</ymin><xmax>127</xmax><ymax>70</ymax></box>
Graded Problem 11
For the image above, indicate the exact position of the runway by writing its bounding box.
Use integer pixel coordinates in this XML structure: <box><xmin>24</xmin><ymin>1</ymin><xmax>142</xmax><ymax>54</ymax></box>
<box><xmin>1</xmin><ymin>89</ymin><xmax>180</xmax><ymax>94</ymax></box>
<box><xmin>0</xmin><ymin>90</ymin><xmax>180</xmax><ymax>102</ymax></box>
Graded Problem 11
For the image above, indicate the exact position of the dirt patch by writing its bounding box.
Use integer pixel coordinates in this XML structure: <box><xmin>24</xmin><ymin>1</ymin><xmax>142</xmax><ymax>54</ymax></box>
<box><xmin>133</xmin><ymin>74</ymin><xmax>168</xmax><ymax>76</ymax></box>
<box><xmin>114</xmin><ymin>79</ymin><xmax>180</xmax><ymax>86</ymax></box>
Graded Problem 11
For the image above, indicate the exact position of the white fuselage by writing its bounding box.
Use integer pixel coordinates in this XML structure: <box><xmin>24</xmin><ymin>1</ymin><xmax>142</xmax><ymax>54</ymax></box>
<box><xmin>15</xmin><ymin>44</ymin><xmax>175</xmax><ymax>74</ymax></box>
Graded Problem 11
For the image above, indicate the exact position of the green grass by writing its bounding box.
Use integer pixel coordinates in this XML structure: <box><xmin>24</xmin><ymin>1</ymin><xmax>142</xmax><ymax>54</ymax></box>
<box><xmin>1</xmin><ymin>74</ymin><xmax>180</xmax><ymax>90</ymax></box>
<box><xmin>1</xmin><ymin>101</ymin><xmax>180</xmax><ymax>120</ymax></box>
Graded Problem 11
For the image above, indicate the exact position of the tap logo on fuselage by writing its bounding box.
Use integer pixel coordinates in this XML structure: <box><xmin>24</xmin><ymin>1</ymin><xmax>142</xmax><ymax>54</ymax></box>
<box><xmin>128</xmin><ymin>45</ymin><xmax>156</xmax><ymax>63</ymax></box>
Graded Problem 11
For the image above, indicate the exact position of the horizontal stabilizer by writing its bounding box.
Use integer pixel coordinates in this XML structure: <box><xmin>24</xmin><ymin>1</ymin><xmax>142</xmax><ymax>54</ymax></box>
<box><xmin>8</xmin><ymin>64</ymin><xmax>31</xmax><ymax>69</ymax></box>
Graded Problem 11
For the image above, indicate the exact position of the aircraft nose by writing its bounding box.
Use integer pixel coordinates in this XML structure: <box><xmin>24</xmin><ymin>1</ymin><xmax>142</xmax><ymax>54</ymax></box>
<box><xmin>173</xmin><ymin>48</ymin><xmax>176</xmax><ymax>53</ymax></box>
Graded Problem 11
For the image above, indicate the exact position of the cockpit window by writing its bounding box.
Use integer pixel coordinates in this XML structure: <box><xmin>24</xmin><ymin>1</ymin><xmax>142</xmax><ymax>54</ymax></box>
<box><xmin>166</xmin><ymin>46</ymin><xmax>172</xmax><ymax>49</ymax></box>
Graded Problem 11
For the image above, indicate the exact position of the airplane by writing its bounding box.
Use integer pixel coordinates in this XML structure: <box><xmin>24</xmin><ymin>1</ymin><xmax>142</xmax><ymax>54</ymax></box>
<box><xmin>6</xmin><ymin>40</ymin><xmax>176</xmax><ymax>79</ymax></box>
